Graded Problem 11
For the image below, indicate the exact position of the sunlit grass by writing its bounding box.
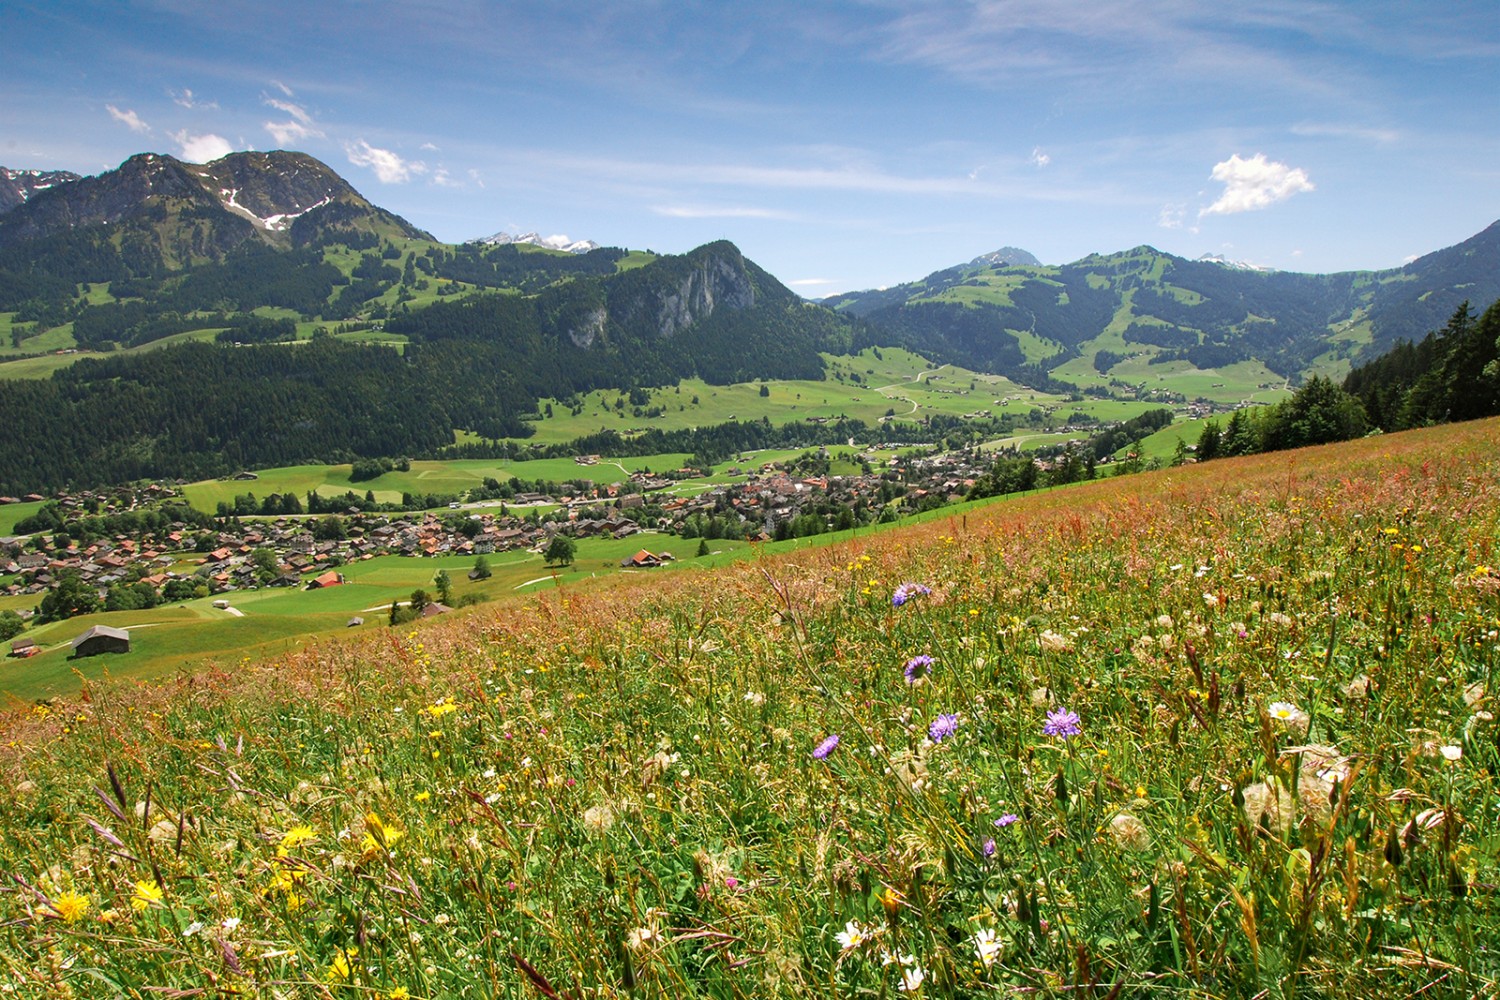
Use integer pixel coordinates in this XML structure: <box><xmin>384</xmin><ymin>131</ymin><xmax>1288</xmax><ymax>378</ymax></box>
<box><xmin>1</xmin><ymin>418</ymin><xmax>1497</xmax><ymax>997</ymax></box>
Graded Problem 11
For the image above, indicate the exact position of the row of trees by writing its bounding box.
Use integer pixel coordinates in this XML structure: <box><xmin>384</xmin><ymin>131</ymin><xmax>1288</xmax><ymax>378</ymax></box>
<box><xmin>1196</xmin><ymin>299</ymin><xmax>1500</xmax><ymax>460</ymax></box>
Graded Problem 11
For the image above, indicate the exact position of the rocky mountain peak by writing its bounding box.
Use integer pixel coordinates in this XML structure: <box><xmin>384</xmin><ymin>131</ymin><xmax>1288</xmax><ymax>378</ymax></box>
<box><xmin>0</xmin><ymin>166</ymin><xmax>83</xmax><ymax>215</ymax></box>
<box><xmin>970</xmin><ymin>246</ymin><xmax>1041</xmax><ymax>268</ymax></box>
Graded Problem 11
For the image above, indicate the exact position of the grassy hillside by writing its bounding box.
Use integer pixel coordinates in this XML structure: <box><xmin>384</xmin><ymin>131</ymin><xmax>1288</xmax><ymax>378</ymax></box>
<box><xmin>1</xmin><ymin>419</ymin><xmax>1497</xmax><ymax>997</ymax></box>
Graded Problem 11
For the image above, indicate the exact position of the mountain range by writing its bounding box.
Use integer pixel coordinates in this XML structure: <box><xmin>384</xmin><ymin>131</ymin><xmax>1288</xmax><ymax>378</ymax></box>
<box><xmin>0</xmin><ymin>148</ymin><xmax>1497</xmax><ymax>491</ymax></box>
<box><xmin>470</xmin><ymin>231</ymin><xmax>600</xmax><ymax>254</ymax></box>
<box><xmin>826</xmin><ymin>221</ymin><xmax>1500</xmax><ymax>383</ymax></box>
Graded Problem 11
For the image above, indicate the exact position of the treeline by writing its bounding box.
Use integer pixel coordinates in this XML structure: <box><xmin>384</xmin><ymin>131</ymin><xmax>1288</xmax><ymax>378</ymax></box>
<box><xmin>1196</xmin><ymin>299</ymin><xmax>1500</xmax><ymax>460</ymax></box>
<box><xmin>14</xmin><ymin>502</ymin><xmax>215</xmax><ymax>542</ymax></box>
<box><xmin>0</xmin><ymin>339</ymin><xmax>456</xmax><ymax>493</ymax></box>
<box><xmin>1344</xmin><ymin>300</ymin><xmax>1500</xmax><ymax>431</ymax></box>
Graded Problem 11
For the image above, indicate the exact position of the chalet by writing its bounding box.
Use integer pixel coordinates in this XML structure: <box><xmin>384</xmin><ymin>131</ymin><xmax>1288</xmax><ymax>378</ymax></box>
<box><xmin>419</xmin><ymin>602</ymin><xmax>453</xmax><ymax>618</ymax></box>
<box><xmin>9</xmin><ymin>638</ymin><xmax>37</xmax><ymax>658</ymax></box>
<box><xmin>621</xmin><ymin>549</ymin><xmax>663</xmax><ymax>569</ymax></box>
<box><xmin>306</xmin><ymin>570</ymin><xmax>345</xmax><ymax>589</ymax></box>
<box><xmin>71</xmin><ymin>625</ymin><xmax>130</xmax><ymax>657</ymax></box>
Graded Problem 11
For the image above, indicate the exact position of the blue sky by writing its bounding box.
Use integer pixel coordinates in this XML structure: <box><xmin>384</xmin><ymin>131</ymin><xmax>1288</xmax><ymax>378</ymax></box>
<box><xmin>4</xmin><ymin>1</ymin><xmax>1498</xmax><ymax>295</ymax></box>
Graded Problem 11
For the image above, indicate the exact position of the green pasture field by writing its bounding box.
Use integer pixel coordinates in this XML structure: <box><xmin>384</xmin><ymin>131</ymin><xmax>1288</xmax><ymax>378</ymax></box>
<box><xmin>0</xmin><ymin>501</ymin><xmax>47</xmax><ymax>536</ymax></box>
<box><xmin>0</xmin><ymin>527</ymin><xmax>757</xmax><ymax>702</ymax></box>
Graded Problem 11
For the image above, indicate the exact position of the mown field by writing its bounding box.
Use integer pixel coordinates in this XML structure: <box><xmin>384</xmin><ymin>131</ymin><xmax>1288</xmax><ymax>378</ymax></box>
<box><xmin>1</xmin><ymin>418</ymin><xmax>1496</xmax><ymax>998</ymax></box>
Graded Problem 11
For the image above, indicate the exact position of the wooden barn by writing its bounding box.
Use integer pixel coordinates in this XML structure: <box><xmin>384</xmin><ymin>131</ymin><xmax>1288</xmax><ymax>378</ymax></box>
<box><xmin>71</xmin><ymin>625</ymin><xmax>131</xmax><ymax>657</ymax></box>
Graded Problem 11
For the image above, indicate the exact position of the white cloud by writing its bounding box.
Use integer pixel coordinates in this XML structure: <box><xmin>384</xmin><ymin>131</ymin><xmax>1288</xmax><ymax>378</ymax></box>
<box><xmin>345</xmin><ymin>140</ymin><xmax>426</xmax><ymax>183</ymax></box>
<box><xmin>271</xmin><ymin>79</ymin><xmax>294</xmax><ymax>97</ymax></box>
<box><xmin>106</xmin><ymin>105</ymin><xmax>151</xmax><ymax>134</ymax></box>
<box><xmin>170</xmin><ymin>88</ymin><xmax>218</xmax><ymax>110</ymax></box>
<box><xmin>430</xmin><ymin>167</ymin><xmax>460</xmax><ymax>187</ymax></box>
<box><xmin>265</xmin><ymin>120</ymin><xmax>319</xmax><ymax>146</ymax></box>
<box><xmin>1200</xmin><ymin>153</ymin><xmax>1313</xmax><ymax>216</ymax></box>
<box><xmin>170</xmin><ymin>130</ymin><xmax>235</xmax><ymax>163</ymax></box>
<box><xmin>1157</xmin><ymin>203</ymin><xmax>1186</xmax><ymax>229</ymax></box>
<box><xmin>787</xmin><ymin>278</ymin><xmax>836</xmax><ymax>287</ymax></box>
<box><xmin>263</xmin><ymin>98</ymin><xmax>324</xmax><ymax>147</ymax></box>
<box><xmin>265</xmin><ymin>98</ymin><xmax>313</xmax><ymax>125</ymax></box>
<box><xmin>1291</xmin><ymin>122</ymin><xmax>1399</xmax><ymax>144</ymax></box>
<box><xmin>652</xmin><ymin>204</ymin><xmax>792</xmax><ymax>220</ymax></box>
<box><xmin>467</xmin><ymin>168</ymin><xmax>485</xmax><ymax>189</ymax></box>
<box><xmin>1029</xmin><ymin>147</ymin><xmax>1051</xmax><ymax>168</ymax></box>
<box><xmin>420</xmin><ymin>142</ymin><xmax>440</xmax><ymax>151</ymax></box>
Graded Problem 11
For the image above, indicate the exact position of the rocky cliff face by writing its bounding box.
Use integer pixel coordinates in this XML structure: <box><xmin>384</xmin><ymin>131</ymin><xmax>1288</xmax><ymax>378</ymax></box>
<box><xmin>561</xmin><ymin>243</ymin><xmax>761</xmax><ymax>349</ymax></box>
<box><xmin>654</xmin><ymin>254</ymin><xmax>756</xmax><ymax>338</ymax></box>
<box><xmin>0</xmin><ymin>167</ymin><xmax>82</xmax><ymax>215</ymax></box>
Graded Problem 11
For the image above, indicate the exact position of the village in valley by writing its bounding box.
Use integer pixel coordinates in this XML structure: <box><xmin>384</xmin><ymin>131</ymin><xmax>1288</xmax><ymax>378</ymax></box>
<box><xmin>1</xmin><ymin>444</ymin><xmax>1007</xmax><ymax>659</ymax></box>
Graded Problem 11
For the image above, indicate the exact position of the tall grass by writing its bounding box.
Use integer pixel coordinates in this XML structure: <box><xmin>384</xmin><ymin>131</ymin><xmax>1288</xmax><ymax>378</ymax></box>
<box><xmin>1</xmin><ymin>420</ymin><xmax>1497</xmax><ymax>998</ymax></box>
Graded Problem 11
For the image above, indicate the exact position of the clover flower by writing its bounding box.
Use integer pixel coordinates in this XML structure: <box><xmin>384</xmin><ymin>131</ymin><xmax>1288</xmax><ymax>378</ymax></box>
<box><xmin>1043</xmin><ymin>708</ymin><xmax>1082</xmax><ymax>739</ymax></box>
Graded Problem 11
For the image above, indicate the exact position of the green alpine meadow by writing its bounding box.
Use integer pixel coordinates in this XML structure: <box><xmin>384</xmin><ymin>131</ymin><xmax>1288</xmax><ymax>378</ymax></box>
<box><xmin>2</xmin><ymin>417</ymin><xmax>1497</xmax><ymax>997</ymax></box>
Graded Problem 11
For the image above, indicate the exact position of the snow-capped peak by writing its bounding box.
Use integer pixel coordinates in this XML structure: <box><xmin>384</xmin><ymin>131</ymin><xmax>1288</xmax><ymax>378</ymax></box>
<box><xmin>1196</xmin><ymin>252</ymin><xmax>1274</xmax><ymax>273</ymax></box>
<box><xmin>471</xmin><ymin>231</ymin><xmax>598</xmax><ymax>254</ymax></box>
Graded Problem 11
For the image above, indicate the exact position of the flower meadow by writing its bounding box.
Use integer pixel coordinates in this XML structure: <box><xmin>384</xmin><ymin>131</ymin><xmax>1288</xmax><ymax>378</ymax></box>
<box><xmin>2</xmin><ymin>418</ymin><xmax>1499</xmax><ymax>998</ymax></box>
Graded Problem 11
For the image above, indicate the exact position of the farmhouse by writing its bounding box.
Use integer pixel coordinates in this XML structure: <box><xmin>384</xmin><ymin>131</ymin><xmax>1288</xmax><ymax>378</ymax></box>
<box><xmin>71</xmin><ymin>625</ymin><xmax>131</xmax><ymax>657</ymax></box>
<box><xmin>9</xmin><ymin>638</ymin><xmax>37</xmax><ymax>658</ymax></box>
<box><xmin>306</xmin><ymin>570</ymin><xmax>345</xmax><ymax>589</ymax></box>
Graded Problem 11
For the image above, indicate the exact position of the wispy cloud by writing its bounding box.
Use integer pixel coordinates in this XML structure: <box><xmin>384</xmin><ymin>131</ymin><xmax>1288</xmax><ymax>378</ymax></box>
<box><xmin>870</xmin><ymin>0</ymin><xmax>1369</xmax><ymax>105</ymax></box>
<box><xmin>1291</xmin><ymin>122</ymin><xmax>1400</xmax><ymax>144</ymax></box>
<box><xmin>270</xmin><ymin>79</ymin><xmax>294</xmax><ymax>97</ymax></box>
<box><xmin>1201</xmin><ymin>153</ymin><xmax>1314</xmax><ymax>216</ymax></box>
<box><xmin>106</xmin><ymin>105</ymin><xmax>150</xmax><ymax>134</ymax></box>
<box><xmin>652</xmin><ymin>204</ymin><xmax>795</xmax><ymax>220</ymax></box>
<box><xmin>170</xmin><ymin>130</ymin><xmax>235</xmax><ymax>163</ymax></box>
<box><xmin>263</xmin><ymin>97</ymin><xmax>324</xmax><ymax>147</ymax></box>
<box><xmin>170</xmin><ymin>88</ymin><xmax>218</xmax><ymax>110</ymax></box>
<box><xmin>1157</xmin><ymin>203</ymin><xmax>1187</xmax><ymax>229</ymax></box>
<box><xmin>1029</xmin><ymin>147</ymin><xmax>1051</xmax><ymax>168</ymax></box>
<box><xmin>787</xmin><ymin>277</ymin><xmax>836</xmax><ymax>287</ymax></box>
<box><xmin>345</xmin><ymin>140</ymin><xmax>426</xmax><ymax>183</ymax></box>
<box><xmin>522</xmin><ymin>150</ymin><xmax>1106</xmax><ymax>203</ymax></box>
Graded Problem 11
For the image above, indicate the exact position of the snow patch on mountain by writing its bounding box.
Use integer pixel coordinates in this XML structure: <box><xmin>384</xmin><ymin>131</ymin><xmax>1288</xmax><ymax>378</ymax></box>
<box><xmin>217</xmin><ymin>187</ymin><xmax>333</xmax><ymax>231</ymax></box>
<box><xmin>1196</xmin><ymin>252</ymin><xmax>1275</xmax><ymax>273</ymax></box>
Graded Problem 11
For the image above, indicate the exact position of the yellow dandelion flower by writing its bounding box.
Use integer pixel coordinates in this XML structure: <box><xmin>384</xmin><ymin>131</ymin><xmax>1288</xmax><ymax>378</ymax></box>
<box><xmin>425</xmin><ymin>701</ymin><xmax>458</xmax><ymax>718</ymax></box>
<box><xmin>387</xmin><ymin>989</ymin><xmax>411</xmax><ymax>1000</ymax></box>
<box><xmin>414</xmin><ymin>791</ymin><xmax>431</xmax><ymax>802</ymax></box>
<box><xmin>131</xmin><ymin>879</ymin><xmax>164</xmax><ymax>912</ymax></box>
<box><xmin>326</xmin><ymin>946</ymin><xmax>358</xmax><ymax>982</ymax></box>
<box><xmin>52</xmin><ymin>891</ymin><xmax>90</xmax><ymax>923</ymax></box>
<box><xmin>361</xmin><ymin>812</ymin><xmax>404</xmax><ymax>855</ymax></box>
<box><xmin>280</xmin><ymin>825</ymin><xmax>317</xmax><ymax>851</ymax></box>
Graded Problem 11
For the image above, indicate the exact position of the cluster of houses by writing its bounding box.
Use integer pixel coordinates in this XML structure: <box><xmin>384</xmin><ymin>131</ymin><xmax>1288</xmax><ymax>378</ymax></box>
<box><xmin>2</xmin><ymin>447</ymin><xmax>1017</xmax><ymax>663</ymax></box>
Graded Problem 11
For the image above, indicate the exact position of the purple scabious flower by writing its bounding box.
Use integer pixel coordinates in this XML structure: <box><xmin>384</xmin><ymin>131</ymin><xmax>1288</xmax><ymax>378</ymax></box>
<box><xmin>982</xmin><ymin>837</ymin><xmax>996</xmax><ymax>857</ymax></box>
<box><xmin>891</xmin><ymin>582</ymin><xmax>931</xmax><ymax>608</ymax></box>
<box><xmin>994</xmin><ymin>813</ymin><xmax>1019</xmax><ymax>828</ymax></box>
<box><xmin>1043</xmin><ymin>708</ymin><xmax>1082</xmax><ymax>739</ymax></box>
<box><xmin>903</xmin><ymin>654</ymin><xmax>935</xmax><ymax>684</ymax></box>
<box><xmin>928</xmin><ymin>713</ymin><xmax>959</xmax><ymax>742</ymax></box>
<box><xmin>812</xmin><ymin>734</ymin><xmax>840</xmax><ymax>759</ymax></box>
